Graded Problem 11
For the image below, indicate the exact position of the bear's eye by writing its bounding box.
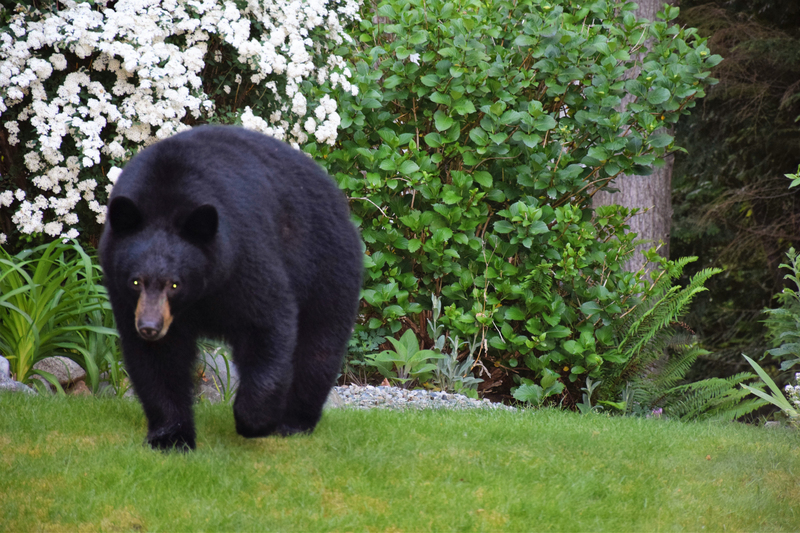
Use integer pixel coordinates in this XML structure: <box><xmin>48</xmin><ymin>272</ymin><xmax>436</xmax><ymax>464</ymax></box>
<box><xmin>171</xmin><ymin>282</ymin><xmax>179</xmax><ymax>290</ymax></box>
<box><xmin>132</xmin><ymin>280</ymin><xmax>139</xmax><ymax>287</ymax></box>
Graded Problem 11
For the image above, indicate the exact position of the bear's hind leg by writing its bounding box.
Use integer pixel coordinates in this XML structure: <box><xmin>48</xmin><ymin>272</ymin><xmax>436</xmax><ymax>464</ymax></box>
<box><xmin>232</xmin><ymin>328</ymin><xmax>295</xmax><ymax>438</ymax></box>
<box><xmin>279</xmin><ymin>315</ymin><xmax>351</xmax><ymax>436</ymax></box>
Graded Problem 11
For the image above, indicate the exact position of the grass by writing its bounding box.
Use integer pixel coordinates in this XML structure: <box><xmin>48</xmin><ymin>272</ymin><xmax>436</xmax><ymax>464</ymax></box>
<box><xmin>1</xmin><ymin>394</ymin><xmax>799</xmax><ymax>531</ymax></box>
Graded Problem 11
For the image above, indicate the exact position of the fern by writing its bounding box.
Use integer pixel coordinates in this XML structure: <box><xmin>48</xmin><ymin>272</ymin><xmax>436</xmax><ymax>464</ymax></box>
<box><xmin>598</xmin><ymin>259</ymin><xmax>766</xmax><ymax>420</ymax></box>
<box><xmin>602</xmin><ymin>261</ymin><xmax>721</xmax><ymax>396</ymax></box>
<box><xmin>663</xmin><ymin>373</ymin><xmax>767</xmax><ymax>421</ymax></box>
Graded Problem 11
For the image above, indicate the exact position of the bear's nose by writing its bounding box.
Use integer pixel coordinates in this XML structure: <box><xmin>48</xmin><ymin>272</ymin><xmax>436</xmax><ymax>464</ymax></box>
<box><xmin>137</xmin><ymin>317</ymin><xmax>163</xmax><ymax>340</ymax></box>
<box><xmin>138</xmin><ymin>326</ymin><xmax>161</xmax><ymax>340</ymax></box>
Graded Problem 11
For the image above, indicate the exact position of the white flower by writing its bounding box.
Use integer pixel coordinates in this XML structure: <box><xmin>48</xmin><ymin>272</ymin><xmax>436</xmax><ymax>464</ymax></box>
<box><xmin>24</xmin><ymin>152</ymin><xmax>42</xmax><ymax>172</ymax></box>
<box><xmin>44</xmin><ymin>221</ymin><xmax>63</xmax><ymax>237</ymax></box>
<box><xmin>0</xmin><ymin>191</ymin><xmax>13</xmax><ymax>207</ymax></box>
<box><xmin>0</xmin><ymin>0</ymin><xmax>357</xmax><ymax>238</ymax></box>
<box><xmin>292</xmin><ymin>92</ymin><xmax>307</xmax><ymax>116</ymax></box>
<box><xmin>409</xmin><ymin>53</ymin><xmax>420</xmax><ymax>65</ymax></box>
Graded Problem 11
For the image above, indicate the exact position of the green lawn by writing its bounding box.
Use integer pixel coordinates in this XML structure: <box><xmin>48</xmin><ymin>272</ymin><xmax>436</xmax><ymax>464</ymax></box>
<box><xmin>1</xmin><ymin>393</ymin><xmax>798</xmax><ymax>531</ymax></box>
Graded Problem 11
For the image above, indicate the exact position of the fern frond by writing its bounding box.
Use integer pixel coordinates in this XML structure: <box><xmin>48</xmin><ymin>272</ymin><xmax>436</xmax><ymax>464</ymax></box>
<box><xmin>601</xmin><ymin>264</ymin><xmax>722</xmax><ymax>397</ymax></box>
<box><xmin>651</xmin><ymin>344</ymin><xmax>707</xmax><ymax>392</ymax></box>
<box><xmin>662</xmin><ymin>372</ymin><xmax>767</xmax><ymax>421</ymax></box>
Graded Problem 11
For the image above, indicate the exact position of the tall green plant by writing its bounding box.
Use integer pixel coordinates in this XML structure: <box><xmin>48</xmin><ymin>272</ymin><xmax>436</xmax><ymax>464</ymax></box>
<box><xmin>741</xmin><ymin>354</ymin><xmax>799</xmax><ymax>426</ymax></box>
<box><xmin>315</xmin><ymin>0</ymin><xmax>721</xmax><ymax>393</ymax></box>
<box><xmin>365</xmin><ymin>328</ymin><xmax>444</xmax><ymax>387</ymax></box>
<box><xmin>597</xmin><ymin>256</ymin><xmax>765</xmax><ymax>420</ymax></box>
<box><xmin>0</xmin><ymin>241</ymin><xmax>118</xmax><ymax>387</ymax></box>
<box><xmin>763</xmin><ymin>246</ymin><xmax>800</xmax><ymax>371</ymax></box>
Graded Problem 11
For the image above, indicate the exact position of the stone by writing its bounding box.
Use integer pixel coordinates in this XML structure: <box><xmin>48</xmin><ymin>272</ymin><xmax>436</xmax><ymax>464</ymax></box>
<box><xmin>0</xmin><ymin>355</ymin><xmax>36</xmax><ymax>395</ymax></box>
<box><xmin>32</xmin><ymin>356</ymin><xmax>86</xmax><ymax>386</ymax></box>
<box><xmin>197</xmin><ymin>348</ymin><xmax>238</xmax><ymax>401</ymax></box>
<box><xmin>0</xmin><ymin>380</ymin><xmax>36</xmax><ymax>395</ymax></box>
<box><xmin>196</xmin><ymin>372</ymin><xmax>223</xmax><ymax>404</ymax></box>
<box><xmin>69</xmin><ymin>380</ymin><xmax>92</xmax><ymax>396</ymax></box>
<box><xmin>0</xmin><ymin>356</ymin><xmax>11</xmax><ymax>383</ymax></box>
<box><xmin>324</xmin><ymin>388</ymin><xmax>344</xmax><ymax>409</ymax></box>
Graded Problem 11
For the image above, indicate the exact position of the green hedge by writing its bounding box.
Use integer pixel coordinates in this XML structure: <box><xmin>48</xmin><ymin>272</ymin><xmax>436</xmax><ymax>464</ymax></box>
<box><xmin>310</xmin><ymin>0</ymin><xmax>721</xmax><ymax>391</ymax></box>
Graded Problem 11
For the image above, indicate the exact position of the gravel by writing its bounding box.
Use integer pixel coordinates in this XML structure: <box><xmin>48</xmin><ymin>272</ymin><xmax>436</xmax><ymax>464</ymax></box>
<box><xmin>329</xmin><ymin>384</ymin><xmax>516</xmax><ymax>412</ymax></box>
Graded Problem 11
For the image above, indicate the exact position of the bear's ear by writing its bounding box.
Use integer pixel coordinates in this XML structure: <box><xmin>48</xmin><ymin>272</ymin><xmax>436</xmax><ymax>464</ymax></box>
<box><xmin>182</xmin><ymin>204</ymin><xmax>218</xmax><ymax>243</ymax></box>
<box><xmin>108</xmin><ymin>196</ymin><xmax>142</xmax><ymax>234</ymax></box>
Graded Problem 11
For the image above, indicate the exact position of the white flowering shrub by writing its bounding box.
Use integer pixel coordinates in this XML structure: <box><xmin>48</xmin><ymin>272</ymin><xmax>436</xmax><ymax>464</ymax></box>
<box><xmin>0</xmin><ymin>0</ymin><xmax>360</xmax><ymax>244</ymax></box>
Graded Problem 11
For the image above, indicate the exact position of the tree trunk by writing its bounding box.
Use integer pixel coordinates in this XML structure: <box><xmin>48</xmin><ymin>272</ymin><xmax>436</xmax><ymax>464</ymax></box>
<box><xmin>593</xmin><ymin>0</ymin><xmax>675</xmax><ymax>273</ymax></box>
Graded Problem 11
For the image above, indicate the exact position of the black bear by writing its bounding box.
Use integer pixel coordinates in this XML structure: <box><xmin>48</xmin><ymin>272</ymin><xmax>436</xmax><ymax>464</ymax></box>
<box><xmin>99</xmin><ymin>125</ymin><xmax>362</xmax><ymax>450</ymax></box>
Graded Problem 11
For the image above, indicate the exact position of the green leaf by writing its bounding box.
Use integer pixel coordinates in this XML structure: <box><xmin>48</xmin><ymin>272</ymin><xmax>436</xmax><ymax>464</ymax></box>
<box><xmin>398</xmin><ymin>160</ymin><xmax>420</xmax><ymax>175</ymax></box>
<box><xmin>505</xmin><ymin>306</ymin><xmax>526</xmax><ymax>321</ymax></box>
<box><xmin>580</xmin><ymin>301</ymin><xmax>602</xmax><ymax>316</ymax></box>
<box><xmin>469</xmin><ymin>127</ymin><xmax>489</xmax><ymax>146</ymax></box>
<box><xmin>442</xmin><ymin>189</ymin><xmax>462</xmax><ymax>204</ymax></box>
<box><xmin>596</xmin><ymin>326</ymin><xmax>614</xmax><ymax>345</ymax></box>
<box><xmin>453</xmin><ymin>99</ymin><xmax>477</xmax><ymax>115</ymax></box>
<box><xmin>547</xmin><ymin>325</ymin><xmax>571</xmax><ymax>338</ymax></box>
<box><xmin>383</xmin><ymin>75</ymin><xmax>403</xmax><ymax>89</ymax></box>
<box><xmin>742</xmin><ymin>354</ymin><xmax>796</xmax><ymax>413</ymax></box>
<box><xmin>514</xmin><ymin>35</ymin><xmax>537</xmax><ymax>47</ymax></box>
<box><xmin>529</xmin><ymin>221</ymin><xmax>549</xmax><ymax>235</ymax></box>
<box><xmin>434</xmin><ymin>110</ymin><xmax>455</xmax><ymax>131</ymax></box>
<box><xmin>409</xmin><ymin>29</ymin><xmax>429</xmax><ymax>45</ymax></box>
<box><xmin>513</xmin><ymin>383</ymin><xmax>544</xmax><ymax>404</ymax></box>
<box><xmin>420</xmin><ymin>74</ymin><xmax>440</xmax><ymax>87</ymax></box>
<box><xmin>424</xmin><ymin>132</ymin><xmax>443</xmax><ymax>148</ymax></box>
<box><xmin>473</xmin><ymin>171</ymin><xmax>492</xmax><ymax>188</ymax></box>
<box><xmin>647</xmin><ymin>87</ymin><xmax>671</xmax><ymax>105</ymax></box>
<box><xmin>534</xmin><ymin>115</ymin><xmax>557</xmax><ymax>131</ymax></box>
<box><xmin>648</xmin><ymin>133</ymin><xmax>673</xmax><ymax>148</ymax></box>
<box><xmin>430</xmin><ymin>92</ymin><xmax>451</xmax><ymax>106</ymax></box>
<box><xmin>494</xmin><ymin>220</ymin><xmax>515</xmax><ymax>234</ymax></box>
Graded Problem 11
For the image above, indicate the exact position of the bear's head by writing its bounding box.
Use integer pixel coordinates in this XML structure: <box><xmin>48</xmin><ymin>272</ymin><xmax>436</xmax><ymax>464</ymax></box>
<box><xmin>106</xmin><ymin>196</ymin><xmax>219</xmax><ymax>341</ymax></box>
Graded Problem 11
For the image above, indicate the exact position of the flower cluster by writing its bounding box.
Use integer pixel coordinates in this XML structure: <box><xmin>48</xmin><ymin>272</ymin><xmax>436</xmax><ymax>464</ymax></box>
<box><xmin>0</xmin><ymin>0</ymin><xmax>360</xmax><ymax>242</ymax></box>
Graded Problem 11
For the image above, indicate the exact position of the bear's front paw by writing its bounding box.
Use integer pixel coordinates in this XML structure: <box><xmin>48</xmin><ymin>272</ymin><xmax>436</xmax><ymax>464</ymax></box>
<box><xmin>146</xmin><ymin>425</ymin><xmax>196</xmax><ymax>451</ymax></box>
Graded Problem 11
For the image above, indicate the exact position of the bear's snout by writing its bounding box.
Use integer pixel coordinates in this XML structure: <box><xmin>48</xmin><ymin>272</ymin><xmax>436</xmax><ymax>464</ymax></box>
<box><xmin>137</xmin><ymin>321</ymin><xmax>163</xmax><ymax>341</ymax></box>
<box><xmin>135</xmin><ymin>288</ymin><xmax>173</xmax><ymax>341</ymax></box>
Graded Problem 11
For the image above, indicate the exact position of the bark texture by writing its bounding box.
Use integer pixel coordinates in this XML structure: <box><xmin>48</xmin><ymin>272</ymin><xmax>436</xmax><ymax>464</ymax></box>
<box><xmin>593</xmin><ymin>0</ymin><xmax>675</xmax><ymax>272</ymax></box>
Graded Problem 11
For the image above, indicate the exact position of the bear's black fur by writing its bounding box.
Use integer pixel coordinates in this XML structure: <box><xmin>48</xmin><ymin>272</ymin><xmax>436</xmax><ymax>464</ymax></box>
<box><xmin>99</xmin><ymin>126</ymin><xmax>362</xmax><ymax>451</ymax></box>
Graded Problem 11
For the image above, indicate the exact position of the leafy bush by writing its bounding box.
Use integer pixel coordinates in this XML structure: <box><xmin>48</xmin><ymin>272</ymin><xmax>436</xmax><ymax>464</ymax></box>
<box><xmin>315</xmin><ymin>0</ymin><xmax>721</xmax><ymax>396</ymax></box>
<box><xmin>0</xmin><ymin>240</ymin><xmax>119</xmax><ymax>388</ymax></box>
<box><xmin>0</xmin><ymin>0</ymin><xmax>359</xmax><ymax>245</ymax></box>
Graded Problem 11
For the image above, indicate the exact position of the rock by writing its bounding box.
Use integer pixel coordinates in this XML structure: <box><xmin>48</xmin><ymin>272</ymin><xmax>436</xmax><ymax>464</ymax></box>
<box><xmin>69</xmin><ymin>380</ymin><xmax>92</xmax><ymax>396</ymax></box>
<box><xmin>0</xmin><ymin>355</ymin><xmax>36</xmax><ymax>395</ymax></box>
<box><xmin>197</xmin><ymin>348</ymin><xmax>238</xmax><ymax>403</ymax></box>
<box><xmin>765</xmin><ymin>421</ymin><xmax>781</xmax><ymax>429</ymax></box>
<box><xmin>0</xmin><ymin>380</ymin><xmax>36</xmax><ymax>395</ymax></box>
<box><xmin>33</xmin><ymin>356</ymin><xmax>86</xmax><ymax>386</ymax></box>
<box><xmin>0</xmin><ymin>356</ymin><xmax>11</xmax><ymax>382</ymax></box>
<box><xmin>196</xmin><ymin>373</ymin><xmax>224</xmax><ymax>403</ymax></box>
<box><xmin>324</xmin><ymin>388</ymin><xmax>344</xmax><ymax>409</ymax></box>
